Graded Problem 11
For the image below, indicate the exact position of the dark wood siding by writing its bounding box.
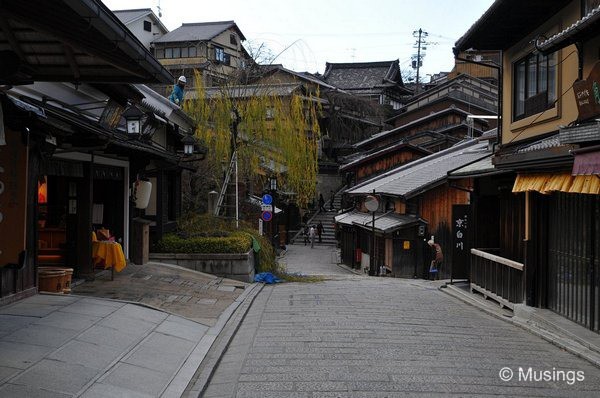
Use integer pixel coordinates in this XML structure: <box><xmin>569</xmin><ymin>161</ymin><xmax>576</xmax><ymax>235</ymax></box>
<box><xmin>418</xmin><ymin>183</ymin><xmax>470</xmax><ymax>279</ymax></box>
<box><xmin>547</xmin><ymin>192</ymin><xmax>599</xmax><ymax>332</ymax></box>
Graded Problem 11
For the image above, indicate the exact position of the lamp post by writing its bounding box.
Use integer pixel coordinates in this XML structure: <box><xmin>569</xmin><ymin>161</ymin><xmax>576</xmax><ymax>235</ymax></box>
<box><xmin>364</xmin><ymin>191</ymin><xmax>379</xmax><ymax>276</ymax></box>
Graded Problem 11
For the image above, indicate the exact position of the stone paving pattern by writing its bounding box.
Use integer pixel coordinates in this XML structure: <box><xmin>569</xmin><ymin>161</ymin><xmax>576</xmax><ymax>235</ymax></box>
<box><xmin>0</xmin><ymin>294</ymin><xmax>208</xmax><ymax>397</ymax></box>
<box><xmin>73</xmin><ymin>262</ymin><xmax>248</xmax><ymax>325</ymax></box>
<box><xmin>204</xmin><ymin>245</ymin><xmax>600</xmax><ymax>397</ymax></box>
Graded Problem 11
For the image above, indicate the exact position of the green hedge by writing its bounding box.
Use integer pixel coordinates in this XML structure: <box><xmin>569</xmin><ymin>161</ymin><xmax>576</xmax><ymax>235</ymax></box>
<box><xmin>155</xmin><ymin>232</ymin><xmax>251</xmax><ymax>254</ymax></box>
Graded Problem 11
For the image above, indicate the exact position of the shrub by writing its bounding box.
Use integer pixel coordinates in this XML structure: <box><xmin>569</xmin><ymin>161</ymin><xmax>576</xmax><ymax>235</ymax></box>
<box><xmin>155</xmin><ymin>213</ymin><xmax>277</xmax><ymax>273</ymax></box>
<box><xmin>155</xmin><ymin>232</ymin><xmax>251</xmax><ymax>254</ymax></box>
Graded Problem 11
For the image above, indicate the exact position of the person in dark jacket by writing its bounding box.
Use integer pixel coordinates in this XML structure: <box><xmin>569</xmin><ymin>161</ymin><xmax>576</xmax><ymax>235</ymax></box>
<box><xmin>317</xmin><ymin>221</ymin><xmax>323</xmax><ymax>243</ymax></box>
<box><xmin>318</xmin><ymin>193</ymin><xmax>326</xmax><ymax>212</ymax></box>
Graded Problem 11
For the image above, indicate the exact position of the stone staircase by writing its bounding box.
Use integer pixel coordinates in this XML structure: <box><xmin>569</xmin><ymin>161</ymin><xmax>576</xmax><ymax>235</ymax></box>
<box><xmin>293</xmin><ymin>190</ymin><xmax>343</xmax><ymax>246</ymax></box>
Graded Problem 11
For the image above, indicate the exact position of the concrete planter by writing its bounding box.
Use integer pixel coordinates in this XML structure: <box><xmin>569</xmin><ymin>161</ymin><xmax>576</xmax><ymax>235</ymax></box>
<box><xmin>149</xmin><ymin>250</ymin><xmax>255</xmax><ymax>283</ymax></box>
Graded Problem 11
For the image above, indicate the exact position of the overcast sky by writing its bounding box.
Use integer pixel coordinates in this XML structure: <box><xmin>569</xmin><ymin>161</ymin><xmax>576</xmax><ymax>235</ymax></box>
<box><xmin>102</xmin><ymin>0</ymin><xmax>494</xmax><ymax>79</ymax></box>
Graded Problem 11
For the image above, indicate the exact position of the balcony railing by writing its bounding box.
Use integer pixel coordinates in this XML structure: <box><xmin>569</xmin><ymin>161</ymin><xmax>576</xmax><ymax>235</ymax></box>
<box><xmin>470</xmin><ymin>248</ymin><xmax>524</xmax><ymax>309</ymax></box>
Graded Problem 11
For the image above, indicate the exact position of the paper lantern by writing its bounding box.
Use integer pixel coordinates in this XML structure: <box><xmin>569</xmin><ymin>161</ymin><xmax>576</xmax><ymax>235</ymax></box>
<box><xmin>133</xmin><ymin>180</ymin><xmax>152</xmax><ymax>209</ymax></box>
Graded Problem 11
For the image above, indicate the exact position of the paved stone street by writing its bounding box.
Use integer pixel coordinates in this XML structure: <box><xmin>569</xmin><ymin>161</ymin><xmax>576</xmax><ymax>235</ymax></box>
<box><xmin>202</xmin><ymin>245</ymin><xmax>600</xmax><ymax>397</ymax></box>
<box><xmin>72</xmin><ymin>262</ymin><xmax>248</xmax><ymax>326</ymax></box>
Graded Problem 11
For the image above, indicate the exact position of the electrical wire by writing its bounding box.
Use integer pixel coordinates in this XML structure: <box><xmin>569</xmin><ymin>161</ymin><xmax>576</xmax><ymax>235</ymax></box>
<box><xmin>505</xmin><ymin>49</ymin><xmax>578</xmax><ymax>146</ymax></box>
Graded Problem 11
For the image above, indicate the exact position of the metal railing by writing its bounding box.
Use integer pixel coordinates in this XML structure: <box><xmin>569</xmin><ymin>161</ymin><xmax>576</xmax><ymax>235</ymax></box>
<box><xmin>470</xmin><ymin>248</ymin><xmax>524</xmax><ymax>307</ymax></box>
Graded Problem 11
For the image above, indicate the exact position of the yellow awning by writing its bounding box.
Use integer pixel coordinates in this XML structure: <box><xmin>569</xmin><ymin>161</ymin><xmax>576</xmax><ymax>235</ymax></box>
<box><xmin>513</xmin><ymin>172</ymin><xmax>600</xmax><ymax>195</ymax></box>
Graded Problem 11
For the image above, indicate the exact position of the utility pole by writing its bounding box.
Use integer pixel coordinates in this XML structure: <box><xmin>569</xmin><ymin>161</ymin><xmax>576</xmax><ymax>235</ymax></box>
<box><xmin>412</xmin><ymin>28</ymin><xmax>429</xmax><ymax>95</ymax></box>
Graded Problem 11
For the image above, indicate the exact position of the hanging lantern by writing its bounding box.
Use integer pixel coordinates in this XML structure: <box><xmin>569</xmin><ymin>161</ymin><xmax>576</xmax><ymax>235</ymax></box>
<box><xmin>132</xmin><ymin>180</ymin><xmax>152</xmax><ymax>209</ymax></box>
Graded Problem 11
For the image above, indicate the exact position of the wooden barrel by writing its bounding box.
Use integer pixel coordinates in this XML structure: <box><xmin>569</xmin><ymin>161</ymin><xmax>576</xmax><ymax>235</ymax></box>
<box><xmin>38</xmin><ymin>268</ymin><xmax>66</xmax><ymax>293</ymax></box>
<box><xmin>62</xmin><ymin>268</ymin><xmax>73</xmax><ymax>293</ymax></box>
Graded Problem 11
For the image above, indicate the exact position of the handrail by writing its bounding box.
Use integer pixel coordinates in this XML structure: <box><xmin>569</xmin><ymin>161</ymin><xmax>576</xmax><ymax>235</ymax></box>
<box><xmin>471</xmin><ymin>248</ymin><xmax>524</xmax><ymax>271</ymax></box>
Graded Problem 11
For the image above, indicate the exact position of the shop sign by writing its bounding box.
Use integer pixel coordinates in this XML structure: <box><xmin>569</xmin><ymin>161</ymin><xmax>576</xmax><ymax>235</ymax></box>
<box><xmin>573</xmin><ymin>61</ymin><xmax>600</xmax><ymax>121</ymax></box>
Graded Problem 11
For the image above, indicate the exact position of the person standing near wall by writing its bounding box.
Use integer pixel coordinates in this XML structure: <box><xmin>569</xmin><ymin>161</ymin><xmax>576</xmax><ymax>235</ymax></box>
<box><xmin>428</xmin><ymin>239</ymin><xmax>443</xmax><ymax>280</ymax></box>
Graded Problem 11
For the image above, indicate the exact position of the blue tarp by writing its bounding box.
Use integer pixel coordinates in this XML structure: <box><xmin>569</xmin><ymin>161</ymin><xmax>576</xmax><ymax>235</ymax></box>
<box><xmin>254</xmin><ymin>272</ymin><xmax>282</xmax><ymax>284</ymax></box>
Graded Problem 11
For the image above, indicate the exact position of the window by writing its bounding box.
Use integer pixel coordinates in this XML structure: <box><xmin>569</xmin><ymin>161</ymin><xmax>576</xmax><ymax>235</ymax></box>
<box><xmin>165</xmin><ymin>48</ymin><xmax>173</xmax><ymax>59</ymax></box>
<box><xmin>230</xmin><ymin>34</ymin><xmax>237</xmax><ymax>45</ymax></box>
<box><xmin>172</xmin><ymin>47</ymin><xmax>181</xmax><ymax>58</ymax></box>
<box><xmin>215</xmin><ymin>46</ymin><xmax>225</xmax><ymax>62</ymax></box>
<box><xmin>155</xmin><ymin>48</ymin><xmax>164</xmax><ymax>59</ymax></box>
<box><xmin>189</xmin><ymin>46</ymin><xmax>197</xmax><ymax>57</ymax></box>
<box><xmin>223</xmin><ymin>53</ymin><xmax>231</xmax><ymax>66</ymax></box>
<box><xmin>181</xmin><ymin>47</ymin><xmax>188</xmax><ymax>58</ymax></box>
<box><xmin>513</xmin><ymin>52</ymin><xmax>556</xmax><ymax>120</ymax></box>
<box><xmin>143</xmin><ymin>20</ymin><xmax>151</xmax><ymax>32</ymax></box>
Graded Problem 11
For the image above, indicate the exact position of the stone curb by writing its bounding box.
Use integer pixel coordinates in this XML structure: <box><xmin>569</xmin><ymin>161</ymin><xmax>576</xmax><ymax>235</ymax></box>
<box><xmin>440</xmin><ymin>284</ymin><xmax>600</xmax><ymax>369</ymax></box>
<box><xmin>180</xmin><ymin>282</ymin><xmax>265</xmax><ymax>397</ymax></box>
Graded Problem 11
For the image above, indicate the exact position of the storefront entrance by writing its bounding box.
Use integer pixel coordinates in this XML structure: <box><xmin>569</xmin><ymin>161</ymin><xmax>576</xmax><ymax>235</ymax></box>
<box><xmin>36</xmin><ymin>155</ymin><xmax>129</xmax><ymax>277</ymax></box>
<box><xmin>547</xmin><ymin>193</ymin><xmax>600</xmax><ymax>333</ymax></box>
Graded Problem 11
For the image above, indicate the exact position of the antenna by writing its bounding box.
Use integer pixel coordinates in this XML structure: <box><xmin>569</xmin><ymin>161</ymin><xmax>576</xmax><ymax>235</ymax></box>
<box><xmin>157</xmin><ymin>0</ymin><xmax>162</xmax><ymax>17</ymax></box>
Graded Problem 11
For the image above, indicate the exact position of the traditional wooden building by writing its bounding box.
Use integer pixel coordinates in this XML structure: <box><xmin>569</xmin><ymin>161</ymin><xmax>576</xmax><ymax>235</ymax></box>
<box><xmin>321</xmin><ymin>60</ymin><xmax>412</xmax><ymax>112</ymax></box>
<box><xmin>354</xmin><ymin>74</ymin><xmax>498</xmax><ymax>155</ymax></box>
<box><xmin>337</xmin><ymin>138</ymin><xmax>491</xmax><ymax>278</ymax></box>
<box><xmin>152</xmin><ymin>20</ymin><xmax>251</xmax><ymax>90</ymax></box>
<box><xmin>454</xmin><ymin>0</ymin><xmax>600</xmax><ymax>332</ymax></box>
<box><xmin>0</xmin><ymin>0</ymin><xmax>179</xmax><ymax>305</ymax></box>
<box><xmin>339</xmin><ymin>143</ymin><xmax>430</xmax><ymax>187</ymax></box>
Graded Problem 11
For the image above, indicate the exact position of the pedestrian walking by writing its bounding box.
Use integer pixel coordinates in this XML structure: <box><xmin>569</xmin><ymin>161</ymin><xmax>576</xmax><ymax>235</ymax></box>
<box><xmin>329</xmin><ymin>190</ymin><xmax>335</xmax><ymax>211</ymax></box>
<box><xmin>309</xmin><ymin>225</ymin><xmax>316</xmax><ymax>248</ymax></box>
<box><xmin>428</xmin><ymin>239</ymin><xmax>443</xmax><ymax>280</ymax></box>
<box><xmin>317</xmin><ymin>221</ymin><xmax>323</xmax><ymax>243</ymax></box>
<box><xmin>318</xmin><ymin>193</ymin><xmax>326</xmax><ymax>212</ymax></box>
<box><xmin>303</xmin><ymin>224</ymin><xmax>309</xmax><ymax>246</ymax></box>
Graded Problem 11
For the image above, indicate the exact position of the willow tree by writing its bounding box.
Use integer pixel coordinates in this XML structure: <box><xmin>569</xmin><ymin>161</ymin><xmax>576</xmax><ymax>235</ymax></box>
<box><xmin>183</xmin><ymin>70</ymin><xmax>321</xmax><ymax>208</ymax></box>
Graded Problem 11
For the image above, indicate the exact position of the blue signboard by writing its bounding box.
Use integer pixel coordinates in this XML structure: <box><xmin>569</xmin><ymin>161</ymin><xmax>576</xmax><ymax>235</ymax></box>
<box><xmin>262</xmin><ymin>194</ymin><xmax>273</xmax><ymax>205</ymax></box>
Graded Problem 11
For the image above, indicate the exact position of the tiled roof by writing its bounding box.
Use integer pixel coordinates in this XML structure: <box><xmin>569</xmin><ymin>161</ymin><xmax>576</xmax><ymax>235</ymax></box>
<box><xmin>516</xmin><ymin>134</ymin><xmax>561</xmax><ymax>153</ymax></box>
<box><xmin>334</xmin><ymin>210</ymin><xmax>422</xmax><ymax>234</ymax></box>
<box><xmin>322</xmin><ymin>61</ymin><xmax>402</xmax><ymax>90</ymax></box>
<box><xmin>259</xmin><ymin>64</ymin><xmax>337</xmax><ymax>90</ymax></box>
<box><xmin>185</xmin><ymin>83</ymin><xmax>303</xmax><ymax>100</ymax></box>
<box><xmin>153</xmin><ymin>21</ymin><xmax>245</xmax><ymax>43</ymax></box>
<box><xmin>339</xmin><ymin>142</ymin><xmax>430</xmax><ymax>172</ymax></box>
<box><xmin>355</xmin><ymin>107</ymin><xmax>472</xmax><ymax>148</ymax></box>
<box><xmin>346</xmin><ymin>139</ymin><xmax>489</xmax><ymax>198</ymax></box>
<box><xmin>448</xmin><ymin>154</ymin><xmax>499</xmax><ymax>178</ymax></box>
<box><xmin>537</xmin><ymin>5</ymin><xmax>600</xmax><ymax>53</ymax></box>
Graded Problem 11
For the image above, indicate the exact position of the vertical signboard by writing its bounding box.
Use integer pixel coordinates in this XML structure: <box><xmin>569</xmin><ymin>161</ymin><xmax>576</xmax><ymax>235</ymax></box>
<box><xmin>451</xmin><ymin>204</ymin><xmax>470</xmax><ymax>280</ymax></box>
<box><xmin>0</xmin><ymin>129</ymin><xmax>28</xmax><ymax>267</ymax></box>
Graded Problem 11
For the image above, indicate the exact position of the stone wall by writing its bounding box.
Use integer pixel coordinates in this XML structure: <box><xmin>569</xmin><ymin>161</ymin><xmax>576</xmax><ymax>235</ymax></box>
<box><xmin>149</xmin><ymin>250</ymin><xmax>255</xmax><ymax>283</ymax></box>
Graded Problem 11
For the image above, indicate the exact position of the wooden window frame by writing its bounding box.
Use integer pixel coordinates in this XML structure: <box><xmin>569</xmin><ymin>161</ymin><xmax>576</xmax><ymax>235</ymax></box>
<box><xmin>512</xmin><ymin>52</ymin><xmax>556</xmax><ymax>121</ymax></box>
